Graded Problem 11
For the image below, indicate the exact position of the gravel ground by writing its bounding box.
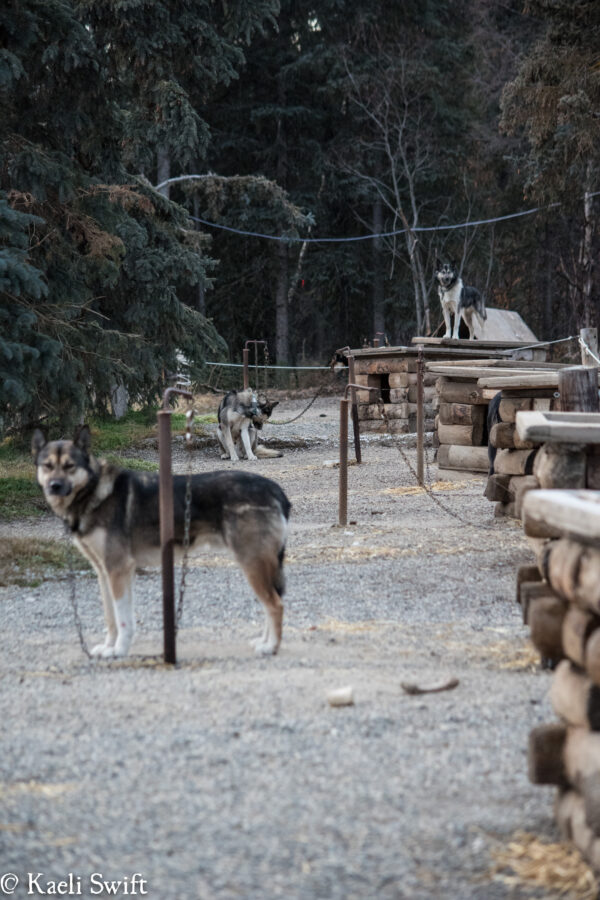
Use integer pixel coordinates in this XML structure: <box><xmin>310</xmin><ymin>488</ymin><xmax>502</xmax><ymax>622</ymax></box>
<box><xmin>0</xmin><ymin>397</ymin><xmax>563</xmax><ymax>899</ymax></box>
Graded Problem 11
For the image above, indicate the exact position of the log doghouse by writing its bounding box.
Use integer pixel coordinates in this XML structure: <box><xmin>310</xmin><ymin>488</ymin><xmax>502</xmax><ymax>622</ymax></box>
<box><xmin>482</xmin><ymin>367</ymin><xmax>600</xmax><ymax>520</ymax></box>
<box><xmin>520</xmin><ymin>489</ymin><xmax>600</xmax><ymax>873</ymax></box>
<box><xmin>426</xmin><ymin>358</ymin><xmax>560</xmax><ymax>478</ymax></box>
<box><xmin>348</xmin><ymin>331</ymin><xmax>548</xmax><ymax>438</ymax></box>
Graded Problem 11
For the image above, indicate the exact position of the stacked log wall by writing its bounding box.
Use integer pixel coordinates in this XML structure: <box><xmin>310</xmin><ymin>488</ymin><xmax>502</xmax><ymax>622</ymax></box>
<box><xmin>435</xmin><ymin>377</ymin><xmax>489</xmax><ymax>474</ymax></box>
<box><xmin>484</xmin><ymin>391</ymin><xmax>562</xmax><ymax>518</ymax></box>
<box><xmin>354</xmin><ymin>357</ymin><xmax>437</xmax><ymax>435</ymax></box>
<box><xmin>519</xmin><ymin>496</ymin><xmax>600</xmax><ymax>873</ymax></box>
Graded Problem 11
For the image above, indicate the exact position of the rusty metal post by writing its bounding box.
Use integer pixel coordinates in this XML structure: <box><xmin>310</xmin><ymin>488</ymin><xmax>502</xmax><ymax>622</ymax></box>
<box><xmin>416</xmin><ymin>345</ymin><xmax>424</xmax><ymax>486</ymax></box>
<box><xmin>242</xmin><ymin>348</ymin><xmax>249</xmax><ymax>389</ymax></box>
<box><xmin>347</xmin><ymin>355</ymin><xmax>361</xmax><ymax>464</ymax></box>
<box><xmin>339</xmin><ymin>397</ymin><xmax>349</xmax><ymax>526</ymax></box>
<box><xmin>159</xmin><ymin>386</ymin><xmax>192</xmax><ymax>665</ymax></box>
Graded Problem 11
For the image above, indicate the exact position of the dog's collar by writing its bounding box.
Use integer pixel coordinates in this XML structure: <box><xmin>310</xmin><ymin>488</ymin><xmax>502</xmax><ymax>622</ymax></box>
<box><xmin>438</xmin><ymin>276</ymin><xmax>458</xmax><ymax>293</ymax></box>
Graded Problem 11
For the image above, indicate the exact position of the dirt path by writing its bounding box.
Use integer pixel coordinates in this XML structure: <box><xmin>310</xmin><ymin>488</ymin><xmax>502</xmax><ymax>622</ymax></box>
<box><xmin>0</xmin><ymin>399</ymin><xmax>558</xmax><ymax>899</ymax></box>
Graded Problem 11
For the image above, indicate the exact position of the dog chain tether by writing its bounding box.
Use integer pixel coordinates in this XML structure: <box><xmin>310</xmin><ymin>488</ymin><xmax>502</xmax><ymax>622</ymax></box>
<box><xmin>377</xmin><ymin>400</ymin><xmax>497</xmax><ymax>530</ymax></box>
<box><xmin>64</xmin><ymin>522</ymin><xmax>93</xmax><ymax>659</ymax></box>
<box><xmin>176</xmin><ymin>408</ymin><xmax>195</xmax><ymax>628</ymax></box>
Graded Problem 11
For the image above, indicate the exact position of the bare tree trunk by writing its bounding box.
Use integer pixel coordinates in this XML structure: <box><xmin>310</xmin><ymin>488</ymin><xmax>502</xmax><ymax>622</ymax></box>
<box><xmin>405</xmin><ymin>230</ymin><xmax>423</xmax><ymax>334</ymax></box>
<box><xmin>157</xmin><ymin>146</ymin><xmax>171</xmax><ymax>199</ymax></box>
<box><xmin>373</xmin><ymin>196</ymin><xmax>385</xmax><ymax>338</ymax></box>
<box><xmin>275</xmin><ymin>241</ymin><xmax>289</xmax><ymax>362</ymax></box>
<box><xmin>274</xmin><ymin>79</ymin><xmax>289</xmax><ymax>364</ymax></box>
<box><xmin>581</xmin><ymin>166</ymin><xmax>595</xmax><ymax>327</ymax></box>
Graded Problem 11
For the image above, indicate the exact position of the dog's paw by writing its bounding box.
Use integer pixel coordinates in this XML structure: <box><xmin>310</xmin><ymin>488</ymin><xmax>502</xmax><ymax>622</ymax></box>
<box><xmin>220</xmin><ymin>453</ymin><xmax>230</xmax><ymax>460</ymax></box>
<box><xmin>247</xmin><ymin>454</ymin><xmax>258</xmax><ymax>461</ymax></box>
<box><xmin>91</xmin><ymin>642</ymin><xmax>113</xmax><ymax>657</ymax></box>
<box><xmin>252</xmin><ymin>639</ymin><xmax>278</xmax><ymax>657</ymax></box>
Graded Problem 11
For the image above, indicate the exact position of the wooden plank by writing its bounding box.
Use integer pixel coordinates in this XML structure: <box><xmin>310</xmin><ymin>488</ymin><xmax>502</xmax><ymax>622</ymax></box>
<box><xmin>528</xmin><ymin>592</ymin><xmax>567</xmax><ymax>662</ymax></box>
<box><xmin>428</xmin><ymin>365</ymin><xmax>552</xmax><ymax>380</ymax></box>
<box><xmin>427</xmin><ymin>358</ymin><xmax>567</xmax><ymax>370</ymax></box>
<box><xmin>479</xmin><ymin>373</ymin><xmax>561</xmax><ymax>389</ymax></box>
<box><xmin>439</xmin><ymin>402</ymin><xmax>485</xmax><ymax>427</ymax></box>
<box><xmin>511</xmin><ymin>474</ymin><xmax>540</xmax><ymax>519</ymax></box>
<box><xmin>438</xmin><ymin>380</ymin><xmax>488</xmax><ymax>405</ymax></box>
<box><xmin>493</xmin><ymin>448</ymin><xmax>537</xmax><ymax>476</ymax></box>
<box><xmin>533</xmin><ymin>443</ymin><xmax>587</xmax><ymax>490</ymax></box>
<box><xmin>528</xmin><ymin>723</ymin><xmax>567</xmax><ymax>785</ymax></box>
<box><xmin>550</xmin><ymin>660</ymin><xmax>600</xmax><ymax>730</ymax></box>
<box><xmin>436</xmin><ymin>444</ymin><xmax>489</xmax><ymax>472</ymax></box>
<box><xmin>484</xmin><ymin>473</ymin><xmax>512</xmax><ymax>502</ymax></box>
<box><xmin>498</xmin><ymin>396</ymin><xmax>532</xmax><ymax>423</ymax></box>
<box><xmin>522</xmin><ymin>490</ymin><xmax>600</xmax><ymax>545</ymax></box>
<box><xmin>412</xmin><ymin>336</ymin><xmax>549</xmax><ymax>349</ymax></box>
<box><xmin>516</xmin><ymin>410</ymin><xmax>600</xmax><ymax>445</ymax></box>
<box><xmin>438</xmin><ymin>421</ymin><xmax>484</xmax><ymax>447</ymax></box>
<box><xmin>562</xmin><ymin>606</ymin><xmax>599</xmax><ymax>669</ymax></box>
<box><xmin>555</xmin><ymin>789</ymin><xmax>600</xmax><ymax>859</ymax></box>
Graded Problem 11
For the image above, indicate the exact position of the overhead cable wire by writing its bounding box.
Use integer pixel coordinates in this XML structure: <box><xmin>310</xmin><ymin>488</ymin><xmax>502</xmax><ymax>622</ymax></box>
<box><xmin>184</xmin><ymin>190</ymin><xmax>600</xmax><ymax>245</ymax></box>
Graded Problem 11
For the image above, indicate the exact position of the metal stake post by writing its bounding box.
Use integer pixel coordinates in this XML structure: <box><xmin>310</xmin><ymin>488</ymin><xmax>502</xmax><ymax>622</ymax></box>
<box><xmin>347</xmin><ymin>355</ymin><xmax>362</xmax><ymax>464</ymax></box>
<box><xmin>416</xmin><ymin>345</ymin><xmax>424</xmax><ymax>486</ymax></box>
<box><xmin>159</xmin><ymin>386</ymin><xmax>192</xmax><ymax>664</ymax></box>
<box><xmin>244</xmin><ymin>340</ymin><xmax>268</xmax><ymax>390</ymax></box>
<box><xmin>339</xmin><ymin>397</ymin><xmax>349</xmax><ymax>526</ymax></box>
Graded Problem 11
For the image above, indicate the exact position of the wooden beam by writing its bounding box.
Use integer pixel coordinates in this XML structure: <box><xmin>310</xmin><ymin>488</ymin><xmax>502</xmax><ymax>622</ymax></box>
<box><xmin>522</xmin><ymin>489</ymin><xmax>600</xmax><ymax>544</ymax></box>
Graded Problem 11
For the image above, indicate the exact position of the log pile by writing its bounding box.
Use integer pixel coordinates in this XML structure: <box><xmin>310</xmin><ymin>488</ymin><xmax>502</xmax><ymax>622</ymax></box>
<box><xmin>348</xmin><ymin>342</ymin><xmax>549</xmax><ymax>437</ymax></box>
<box><xmin>353</xmin><ymin>355</ymin><xmax>437</xmax><ymax>435</ymax></box>
<box><xmin>434</xmin><ymin>376</ymin><xmax>489</xmax><ymax>473</ymax></box>
<box><xmin>428</xmin><ymin>361</ymin><xmax>563</xmax><ymax>477</ymax></box>
<box><xmin>483</xmin><ymin>368</ymin><xmax>600</xmax><ymax>519</ymax></box>
<box><xmin>520</xmin><ymin>489</ymin><xmax>600</xmax><ymax>873</ymax></box>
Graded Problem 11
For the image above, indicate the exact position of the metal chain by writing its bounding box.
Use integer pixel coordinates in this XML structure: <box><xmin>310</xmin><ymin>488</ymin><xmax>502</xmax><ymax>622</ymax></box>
<box><xmin>176</xmin><ymin>409</ymin><xmax>195</xmax><ymax>628</ymax></box>
<box><xmin>270</xmin><ymin>383</ymin><xmax>329</xmax><ymax>425</ymax></box>
<box><xmin>377</xmin><ymin>401</ymin><xmax>497</xmax><ymax>529</ymax></box>
<box><xmin>263</xmin><ymin>343</ymin><xmax>270</xmax><ymax>393</ymax></box>
<box><xmin>64</xmin><ymin>522</ymin><xmax>93</xmax><ymax>659</ymax></box>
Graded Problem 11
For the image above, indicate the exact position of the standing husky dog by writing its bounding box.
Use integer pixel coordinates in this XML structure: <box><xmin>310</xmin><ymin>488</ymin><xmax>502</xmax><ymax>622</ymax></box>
<box><xmin>436</xmin><ymin>259</ymin><xmax>487</xmax><ymax>340</ymax></box>
<box><xmin>217</xmin><ymin>388</ymin><xmax>282</xmax><ymax>461</ymax></box>
<box><xmin>32</xmin><ymin>425</ymin><xmax>290</xmax><ymax>658</ymax></box>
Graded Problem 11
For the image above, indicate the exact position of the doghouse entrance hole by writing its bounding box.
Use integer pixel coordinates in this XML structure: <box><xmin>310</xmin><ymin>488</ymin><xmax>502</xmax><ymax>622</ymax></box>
<box><xmin>380</xmin><ymin>373</ymin><xmax>391</xmax><ymax>403</ymax></box>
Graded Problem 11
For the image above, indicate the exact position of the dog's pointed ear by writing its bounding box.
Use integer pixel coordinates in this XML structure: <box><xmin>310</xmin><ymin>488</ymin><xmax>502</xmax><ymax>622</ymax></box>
<box><xmin>270</xmin><ymin>400</ymin><xmax>279</xmax><ymax>410</ymax></box>
<box><xmin>74</xmin><ymin>424</ymin><xmax>91</xmax><ymax>454</ymax></box>
<box><xmin>31</xmin><ymin>428</ymin><xmax>46</xmax><ymax>459</ymax></box>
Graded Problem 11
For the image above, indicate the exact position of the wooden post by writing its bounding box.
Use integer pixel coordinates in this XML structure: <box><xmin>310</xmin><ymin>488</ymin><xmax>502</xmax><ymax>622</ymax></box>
<box><xmin>158</xmin><ymin>386</ymin><xmax>192</xmax><ymax>665</ymax></box>
<box><xmin>339</xmin><ymin>398</ymin><xmax>349</xmax><ymax>526</ymax></box>
<box><xmin>347</xmin><ymin>356</ymin><xmax>361</xmax><ymax>464</ymax></box>
<box><xmin>558</xmin><ymin>365</ymin><xmax>599</xmax><ymax>412</ymax></box>
<box><xmin>242</xmin><ymin>348</ymin><xmax>249</xmax><ymax>389</ymax></box>
<box><xmin>416</xmin><ymin>345</ymin><xmax>424</xmax><ymax>486</ymax></box>
<box><xmin>580</xmin><ymin>327</ymin><xmax>599</xmax><ymax>367</ymax></box>
<box><xmin>158</xmin><ymin>410</ymin><xmax>177</xmax><ymax>665</ymax></box>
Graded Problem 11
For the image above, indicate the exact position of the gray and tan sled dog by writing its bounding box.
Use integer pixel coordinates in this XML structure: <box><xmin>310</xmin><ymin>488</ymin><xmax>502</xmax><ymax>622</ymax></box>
<box><xmin>217</xmin><ymin>387</ymin><xmax>282</xmax><ymax>461</ymax></box>
<box><xmin>32</xmin><ymin>425</ymin><xmax>290</xmax><ymax>659</ymax></box>
<box><xmin>435</xmin><ymin>258</ymin><xmax>487</xmax><ymax>340</ymax></box>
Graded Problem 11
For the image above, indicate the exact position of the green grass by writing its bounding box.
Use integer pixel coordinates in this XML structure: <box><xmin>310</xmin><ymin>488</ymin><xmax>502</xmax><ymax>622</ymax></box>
<box><xmin>0</xmin><ymin>537</ymin><xmax>92</xmax><ymax>587</ymax></box>
<box><xmin>0</xmin><ymin>406</ymin><xmax>216</xmax><ymax>520</ymax></box>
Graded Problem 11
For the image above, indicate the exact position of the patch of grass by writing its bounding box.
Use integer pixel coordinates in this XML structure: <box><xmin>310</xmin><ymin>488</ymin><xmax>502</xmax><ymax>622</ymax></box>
<box><xmin>0</xmin><ymin>476</ymin><xmax>46</xmax><ymax>520</ymax></box>
<box><xmin>104</xmin><ymin>455</ymin><xmax>159</xmax><ymax>472</ymax></box>
<box><xmin>0</xmin><ymin>538</ymin><xmax>92</xmax><ymax>587</ymax></box>
<box><xmin>89</xmin><ymin>409</ymin><xmax>159</xmax><ymax>453</ymax></box>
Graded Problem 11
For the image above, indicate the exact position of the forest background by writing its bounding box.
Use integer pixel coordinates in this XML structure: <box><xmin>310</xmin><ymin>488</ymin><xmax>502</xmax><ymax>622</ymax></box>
<box><xmin>1</xmin><ymin>0</ymin><xmax>598</xmax><ymax>432</ymax></box>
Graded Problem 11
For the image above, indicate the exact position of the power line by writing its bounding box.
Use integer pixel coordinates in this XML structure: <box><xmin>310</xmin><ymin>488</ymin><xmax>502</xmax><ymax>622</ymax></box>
<box><xmin>187</xmin><ymin>191</ymin><xmax>600</xmax><ymax>244</ymax></box>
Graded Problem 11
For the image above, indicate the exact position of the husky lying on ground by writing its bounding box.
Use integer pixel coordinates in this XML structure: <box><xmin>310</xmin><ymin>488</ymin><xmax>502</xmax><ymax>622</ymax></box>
<box><xmin>217</xmin><ymin>388</ymin><xmax>282</xmax><ymax>461</ymax></box>
<box><xmin>436</xmin><ymin>259</ymin><xmax>487</xmax><ymax>340</ymax></box>
<box><xmin>32</xmin><ymin>426</ymin><xmax>291</xmax><ymax>659</ymax></box>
